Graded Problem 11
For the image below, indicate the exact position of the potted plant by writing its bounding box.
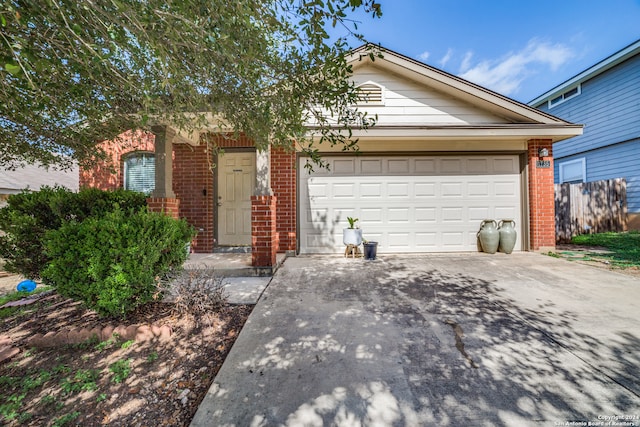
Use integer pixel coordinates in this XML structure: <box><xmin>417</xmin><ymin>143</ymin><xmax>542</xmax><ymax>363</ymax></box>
<box><xmin>342</xmin><ymin>217</ymin><xmax>363</xmax><ymax>246</ymax></box>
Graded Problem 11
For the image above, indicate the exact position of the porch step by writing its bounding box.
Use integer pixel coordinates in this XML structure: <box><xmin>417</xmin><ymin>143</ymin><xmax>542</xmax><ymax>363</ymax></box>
<box><xmin>184</xmin><ymin>253</ymin><xmax>288</xmax><ymax>278</ymax></box>
<box><xmin>213</xmin><ymin>246</ymin><xmax>252</xmax><ymax>254</ymax></box>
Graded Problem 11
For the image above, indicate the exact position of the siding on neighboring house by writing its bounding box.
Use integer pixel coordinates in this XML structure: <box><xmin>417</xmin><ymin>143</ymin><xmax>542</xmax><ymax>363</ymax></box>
<box><xmin>531</xmin><ymin>42</ymin><xmax>640</xmax><ymax>226</ymax></box>
<box><xmin>537</xmin><ymin>53</ymin><xmax>640</xmax><ymax>158</ymax></box>
<box><xmin>0</xmin><ymin>162</ymin><xmax>79</xmax><ymax>207</ymax></box>
<box><xmin>554</xmin><ymin>141</ymin><xmax>640</xmax><ymax>213</ymax></box>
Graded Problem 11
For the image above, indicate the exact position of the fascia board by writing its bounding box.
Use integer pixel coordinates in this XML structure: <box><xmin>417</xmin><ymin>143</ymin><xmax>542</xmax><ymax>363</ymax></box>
<box><xmin>306</xmin><ymin>124</ymin><xmax>583</xmax><ymax>142</ymax></box>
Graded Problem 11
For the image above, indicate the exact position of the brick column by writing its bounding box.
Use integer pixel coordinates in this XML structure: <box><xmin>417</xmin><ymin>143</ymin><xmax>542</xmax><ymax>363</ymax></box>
<box><xmin>527</xmin><ymin>139</ymin><xmax>555</xmax><ymax>251</ymax></box>
<box><xmin>251</xmin><ymin>195</ymin><xmax>277</xmax><ymax>267</ymax></box>
<box><xmin>151</xmin><ymin>125</ymin><xmax>176</xmax><ymax>199</ymax></box>
<box><xmin>147</xmin><ymin>197</ymin><xmax>180</xmax><ymax>219</ymax></box>
<box><xmin>272</xmin><ymin>147</ymin><xmax>297</xmax><ymax>252</ymax></box>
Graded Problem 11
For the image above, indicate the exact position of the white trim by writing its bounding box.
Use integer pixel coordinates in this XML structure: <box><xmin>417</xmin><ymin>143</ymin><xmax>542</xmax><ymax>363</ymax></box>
<box><xmin>559</xmin><ymin>158</ymin><xmax>586</xmax><ymax>183</ymax></box>
<box><xmin>548</xmin><ymin>85</ymin><xmax>581</xmax><ymax>109</ymax></box>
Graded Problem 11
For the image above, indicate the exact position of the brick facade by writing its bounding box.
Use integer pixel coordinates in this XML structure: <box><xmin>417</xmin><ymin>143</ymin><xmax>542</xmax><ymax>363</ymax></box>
<box><xmin>251</xmin><ymin>195</ymin><xmax>278</xmax><ymax>267</ymax></box>
<box><xmin>146</xmin><ymin>197</ymin><xmax>180</xmax><ymax>219</ymax></box>
<box><xmin>82</xmin><ymin>131</ymin><xmax>557</xmax><ymax>261</ymax></box>
<box><xmin>527</xmin><ymin>139</ymin><xmax>556</xmax><ymax>251</ymax></box>
<box><xmin>82</xmin><ymin>131</ymin><xmax>294</xmax><ymax>264</ymax></box>
<box><xmin>79</xmin><ymin>130</ymin><xmax>155</xmax><ymax>190</ymax></box>
<box><xmin>173</xmin><ymin>144</ymin><xmax>214</xmax><ymax>252</ymax></box>
<box><xmin>271</xmin><ymin>147</ymin><xmax>297</xmax><ymax>252</ymax></box>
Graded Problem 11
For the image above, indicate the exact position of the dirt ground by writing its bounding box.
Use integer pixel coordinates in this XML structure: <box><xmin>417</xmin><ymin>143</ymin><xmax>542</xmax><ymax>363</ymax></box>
<box><xmin>0</xmin><ymin>273</ymin><xmax>24</xmax><ymax>296</ymax></box>
<box><xmin>0</xmin><ymin>286</ymin><xmax>251</xmax><ymax>426</ymax></box>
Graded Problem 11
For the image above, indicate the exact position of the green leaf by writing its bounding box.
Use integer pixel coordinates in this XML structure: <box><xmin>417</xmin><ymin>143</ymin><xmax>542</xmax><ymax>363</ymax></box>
<box><xmin>4</xmin><ymin>63</ymin><xmax>21</xmax><ymax>76</ymax></box>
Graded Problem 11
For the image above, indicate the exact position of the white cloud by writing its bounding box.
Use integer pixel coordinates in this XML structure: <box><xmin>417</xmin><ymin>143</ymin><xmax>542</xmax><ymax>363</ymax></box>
<box><xmin>458</xmin><ymin>39</ymin><xmax>574</xmax><ymax>96</ymax></box>
<box><xmin>460</xmin><ymin>51</ymin><xmax>474</xmax><ymax>73</ymax></box>
<box><xmin>439</xmin><ymin>48</ymin><xmax>453</xmax><ymax>67</ymax></box>
<box><xmin>417</xmin><ymin>51</ymin><xmax>430</xmax><ymax>62</ymax></box>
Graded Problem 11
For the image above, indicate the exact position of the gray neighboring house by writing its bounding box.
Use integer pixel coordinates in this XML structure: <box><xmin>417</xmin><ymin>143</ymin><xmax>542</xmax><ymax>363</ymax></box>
<box><xmin>529</xmin><ymin>39</ymin><xmax>640</xmax><ymax>229</ymax></box>
<box><xmin>0</xmin><ymin>163</ymin><xmax>79</xmax><ymax>207</ymax></box>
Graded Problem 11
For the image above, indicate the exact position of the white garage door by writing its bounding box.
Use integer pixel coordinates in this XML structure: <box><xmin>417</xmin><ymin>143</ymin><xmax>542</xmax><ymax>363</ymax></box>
<box><xmin>299</xmin><ymin>155</ymin><xmax>522</xmax><ymax>253</ymax></box>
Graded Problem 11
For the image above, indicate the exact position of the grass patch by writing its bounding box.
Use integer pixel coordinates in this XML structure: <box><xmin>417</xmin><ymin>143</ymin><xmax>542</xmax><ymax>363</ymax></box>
<box><xmin>571</xmin><ymin>231</ymin><xmax>640</xmax><ymax>268</ymax></box>
<box><xmin>0</xmin><ymin>286</ymin><xmax>52</xmax><ymax>306</ymax></box>
<box><xmin>0</xmin><ymin>286</ymin><xmax>53</xmax><ymax>319</ymax></box>
<box><xmin>109</xmin><ymin>359</ymin><xmax>132</xmax><ymax>383</ymax></box>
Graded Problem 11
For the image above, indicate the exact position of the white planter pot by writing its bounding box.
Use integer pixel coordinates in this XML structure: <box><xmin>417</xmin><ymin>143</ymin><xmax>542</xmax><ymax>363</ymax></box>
<box><xmin>343</xmin><ymin>228</ymin><xmax>363</xmax><ymax>246</ymax></box>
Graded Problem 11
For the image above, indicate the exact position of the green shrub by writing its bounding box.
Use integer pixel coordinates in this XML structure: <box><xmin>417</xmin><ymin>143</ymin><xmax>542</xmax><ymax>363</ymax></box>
<box><xmin>0</xmin><ymin>186</ymin><xmax>147</xmax><ymax>278</ymax></box>
<box><xmin>42</xmin><ymin>208</ymin><xmax>194</xmax><ymax>317</ymax></box>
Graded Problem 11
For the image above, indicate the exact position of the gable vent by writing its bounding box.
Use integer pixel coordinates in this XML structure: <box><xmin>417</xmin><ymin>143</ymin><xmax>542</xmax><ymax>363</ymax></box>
<box><xmin>356</xmin><ymin>82</ymin><xmax>385</xmax><ymax>105</ymax></box>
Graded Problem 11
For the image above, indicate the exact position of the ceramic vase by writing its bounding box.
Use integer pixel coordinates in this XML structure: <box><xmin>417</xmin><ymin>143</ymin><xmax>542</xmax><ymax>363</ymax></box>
<box><xmin>343</xmin><ymin>228</ymin><xmax>363</xmax><ymax>246</ymax></box>
<box><xmin>478</xmin><ymin>220</ymin><xmax>499</xmax><ymax>254</ymax></box>
<box><xmin>498</xmin><ymin>220</ymin><xmax>517</xmax><ymax>254</ymax></box>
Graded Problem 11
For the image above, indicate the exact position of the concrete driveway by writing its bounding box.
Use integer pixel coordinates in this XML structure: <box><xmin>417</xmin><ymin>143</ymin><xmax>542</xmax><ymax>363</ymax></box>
<box><xmin>191</xmin><ymin>253</ymin><xmax>640</xmax><ymax>426</ymax></box>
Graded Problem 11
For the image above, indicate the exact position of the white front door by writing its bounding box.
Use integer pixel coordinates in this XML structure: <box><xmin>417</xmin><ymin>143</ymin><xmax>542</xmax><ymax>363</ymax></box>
<box><xmin>217</xmin><ymin>151</ymin><xmax>255</xmax><ymax>246</ymax></box>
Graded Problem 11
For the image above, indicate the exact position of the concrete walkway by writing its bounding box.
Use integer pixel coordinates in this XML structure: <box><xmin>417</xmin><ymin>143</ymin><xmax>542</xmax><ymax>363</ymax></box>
<box><xmin>191</xmin><ymin>253</ymin><xmax>640</xmax><ymax>426</ymax></box>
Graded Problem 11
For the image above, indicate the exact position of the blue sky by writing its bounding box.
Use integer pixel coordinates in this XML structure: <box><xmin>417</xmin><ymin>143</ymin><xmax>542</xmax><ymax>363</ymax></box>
<box><xmin>339</xmin><ymin>0</ymin><xmax>640</xmax><ymax>103</ymax></box>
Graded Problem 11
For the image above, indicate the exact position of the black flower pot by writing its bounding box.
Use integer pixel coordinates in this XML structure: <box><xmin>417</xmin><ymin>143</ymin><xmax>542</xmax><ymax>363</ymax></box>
<box><xmin>363</xmin><ymin>241</ymin><xmax>378</xmax><ymax>260</ymax></box>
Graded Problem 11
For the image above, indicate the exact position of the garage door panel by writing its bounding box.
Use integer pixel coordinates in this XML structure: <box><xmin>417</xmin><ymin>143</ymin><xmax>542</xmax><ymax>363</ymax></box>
<box><xmin>333</xmin><ymin>159</ymin><xmax>355</xmax><ymax>173</ymax></box>
<box><xmin>495</xmin><ymin>181</ymin><xmax>518</xmax><ymax>196</ymax></box>
<box><xmin>468</xmin><ymin>207</ymin><xmax>491</xmax><ymax>222</ymax></box>
<box><xmin>388</xmin><ymin>208</ymin><xmax>410</xmax><ymax>223</ymax></box>
<box><xmin>388</xmin><ymin>182</ymin><xmax>410</xmax><ymax>197</ymax></box>
<box><xmin>494</xmin><ymin>157</ymin><xmax>519</xmax><ymax>173</ymax></box>
<box><xmin>415</xmin><ymin>183</ymin><xmax>437</xmax><ymax>197</ymax></box>
<box><xmin>442</xmin><ymin>232</ymin><xmax>465</xmax><ymax>247</ymax></box>
<box><xmin>360</xmin><ymin>183</ymin><xmax>382</xmax><ymax>197</ymax></box>
<box><xmin>415</xmin><ymin>159</ymin><xmax>437</xmax><ymax>173</ymax></box>
<box><xmin>415</xmin><ymin>232</ymin><xmax>438</xmax><ymax>249</ymax></box>
<box><xmin>360</xmin><ymin>208</ymin><xmax>384</xmax><ymax>224</ymax></box>
<box><xmin>308</xmin><ymin>182</ymin><xmax>329</xmax><ymax>199</ymax></box>
<box><xmin>388</xmin><ymin>233</ymin><xmax>411</xmax><ymax>249</ymax></box>
<box><xmin>415</xmin><ymin>208</ymin><xmax>437</xmax><ymax>222</ymax></box>
<box><xmin>467</xmin><ymin>158</ymin><xmax>489</xmax><ymax>173</ymax></box>
<box><xmin>332</xmin><ymin>184</ymin><xmax>355</xmax><ymax>198</ymax></box>
<box><xmin>494</xmin><ymin>206</ymin><xmax>520</xmax><ymax>221</ymax></box>
<box><xmin>299</xmin><ymin>155</ymin><xmax>522</xmax><ymax>253</ymax></box>
<box><xmin>441</xmin><ymin>159</ymin><xmax>463</xmax><ymax>173</ymax></box>
<box><xmin>468</xmin><ymin>182</ymin><xmax>490</xmax><ymax>196</ymax></box>
<box><xmin>304</xmin><ymin>232</ymin><xmax>336</xmax><ymax>250</ymax></box>
<box><xmin>361</xmin><ymin>159</ymin><xmax>383</xmax><ymax>173</ymax></box>
<box><xmin>441</xmin><ymin>207</ymin><xmax>464</xmax><ymax>222</ymax></box>
<box><xmin>388</xmin><ymin>159</ymin><xmax>410</xmax><ymax>173</ymax></box>
<box><xmin>306</xmin><ymin>208</ymin><xmax>330</xmax><ymax>223</ymax></box>
<box><xmin>441</xmin><ymin>182</ymin><xmax>463</xmax><ymax>197</ymax></box>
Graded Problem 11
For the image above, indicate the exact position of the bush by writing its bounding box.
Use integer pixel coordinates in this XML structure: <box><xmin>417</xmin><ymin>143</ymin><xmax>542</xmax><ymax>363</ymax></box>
<box><xmin>42</xmin><ymin>208</ymin><xmax>194</xmax><ymax>317</ymax></box>
<box><xmin>170</xmin><ymin>266</ymin><xmax>228</xmax><ymax>325</ymax></box>
<box><xmin>0</xmin><ymin>187</ymin><xmax>147</xmax><ymax>279</ymax></box>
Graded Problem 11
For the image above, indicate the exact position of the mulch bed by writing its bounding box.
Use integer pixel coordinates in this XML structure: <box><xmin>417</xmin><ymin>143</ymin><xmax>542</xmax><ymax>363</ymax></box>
<box><xmin>0</xmin><ymin>292</ymin><xmax>252</xmax><ymax>426</ymax></box>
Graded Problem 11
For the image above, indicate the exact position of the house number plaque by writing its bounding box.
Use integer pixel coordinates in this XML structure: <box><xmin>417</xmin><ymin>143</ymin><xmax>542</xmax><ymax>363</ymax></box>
<box><xmin>536</xmin><ymin>160</ymin><xmax>551</xmax><ymax>168</ymax></box>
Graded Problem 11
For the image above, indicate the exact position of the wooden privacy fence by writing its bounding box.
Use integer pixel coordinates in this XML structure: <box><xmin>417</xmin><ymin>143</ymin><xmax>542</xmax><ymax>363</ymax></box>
<box><xmin>555</xmin><ymin>178</ymin><xmax>628</xmax><ymax>242</ymax></box>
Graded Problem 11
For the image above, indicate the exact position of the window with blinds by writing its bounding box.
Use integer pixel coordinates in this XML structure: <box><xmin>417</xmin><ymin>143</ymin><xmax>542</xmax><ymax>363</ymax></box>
<box><xmin>124</xmin><ymin>152</ymin><xmax>155</xmax><ymax>194</ymax></box>
<box><xmin>559</xmin><ymin>158</ymin><xmax>586</xmax><ymax>184</ymax></box>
